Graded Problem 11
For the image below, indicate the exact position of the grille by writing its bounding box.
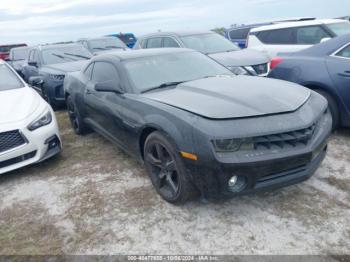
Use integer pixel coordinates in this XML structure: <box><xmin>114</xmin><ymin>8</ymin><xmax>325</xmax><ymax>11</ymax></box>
<box><xmin>0</xmin><ymin>130</ymin><xmax>26</xmax><ymax>154</ymax></box>
<box><xmin>253</xmin><ymin>124</ymin><xmax>316</xmax><ymax>150</ymax></box>
<box><xmin>252</xmin><ymin>63</ymin><xmax>268</xmax><ymax>75</ymax></box>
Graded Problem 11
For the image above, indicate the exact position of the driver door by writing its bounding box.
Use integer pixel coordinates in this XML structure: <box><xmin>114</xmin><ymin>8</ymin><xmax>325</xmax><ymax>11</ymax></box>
<box><xmin>83</xmin><ymin>61</ymin><xmax>126</xmax><ymax>145</ymax></box>
<box><xmin>326</xmin><ymin>43</ymin><xmax>350</xmax><ymax>113</ymax></box>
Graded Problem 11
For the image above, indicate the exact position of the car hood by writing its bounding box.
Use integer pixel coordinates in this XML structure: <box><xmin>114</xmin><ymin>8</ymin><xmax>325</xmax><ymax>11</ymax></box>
<box><xmin>0</xmin><ymin>87</ymin><xmax>41</xmax><ymax>124</ymax></box>
<box><xmin>141</xmin><ymin>76</ymin><xmax>310</xmax><ymax>119</ymax></box>
<box><xmin>93</xmin><ymin>48</ymin><xmax>128</xmax><ymax>55</ymax></box>
<box><xmin>208</xmin><ymin>49</ymin><xmax>270</xmax><ymax>67</ymax></box>
<box><xmin>44</xmin><ymin>60</ymin><xmax>89</xmax><ymax>73</ymax></box>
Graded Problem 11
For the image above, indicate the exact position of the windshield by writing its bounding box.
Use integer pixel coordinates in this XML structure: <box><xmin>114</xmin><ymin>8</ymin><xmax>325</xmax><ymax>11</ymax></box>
<box><xmin>327</xmin><ymin>22</ymin><xmax>350</xmax><ymax>36</ymax></box>
<box><xmin>117</xmin><ymin>34</ymin><xmax>136</xmax><ymax>44</ymax></box>
<box><xmin>12</xmin><ymin>48</ymin><xmax>30</xmax><ymax>60</ymax></box>
<box><xmin>42</xmin><ymin>45</ymin><xmax>92</xmax><ymax>65</ymax></box>
<box><xmin>180</xmin><ymin>33</ymin><xmax>240</xmax><ymax>54</ymax></box>
<box><xmin>0</xmin><ymin>64</ymin><xmax>24</xmax><ymax>91</ymax></box>
<box><xmin>123</xmin><ymin>51</ymin><xmax>233</xmax><ymax>92</ymax></box>
<box><xmin>89</xmin><ymin>38</ymin><xmax>126</xmax><ymax>50</ymax></box>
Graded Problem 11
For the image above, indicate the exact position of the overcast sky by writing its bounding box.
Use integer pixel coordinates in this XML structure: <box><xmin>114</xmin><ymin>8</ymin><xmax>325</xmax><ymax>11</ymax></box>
<box><xmin>0</xmin><ymin>0</ymin><xmax>349</xmax><ymax>45</ymax></box>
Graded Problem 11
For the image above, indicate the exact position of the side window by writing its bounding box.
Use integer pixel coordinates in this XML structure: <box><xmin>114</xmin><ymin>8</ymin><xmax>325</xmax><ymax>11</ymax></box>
<box><xmin>28</xmin><ymin>50</ymin><xmax>34</xmax><ymax>62</ymax></box>
<box><xmin>336</xmin><ymin>44</ymin><xmax>350</xmax><ymax>58</ymax></box>
<box><xmin>295</xmin><ymin>26</ymin><xmax>330</xmax><ymax>44</ymax></box>
<box><xmin>146</xmin><ymin>37</ymin><xmax>162</xmax><ymax>48</ymax></box>
<box><xmin>141</xmin><ymin>39</ymin><xmax>148</xmax><ymax>49</ymax></box>
<box><xmin>229</xmin><ymin>28</ymin><xmax>250</xmax><ymax>40</ymax></box>
<box><xmin>256</xmin><ymin>28</ymin><xmax>295</xmax><ymax>44</ymax></box>
<box><xmin>162</xmin><ymin>37</ymin><xmax>180</xmax><ymax>48</ymax></box>
<box><xmin>84</xmin><ymin>63</ymin><xmax>94</xmax><ymax>80</ymax></box>
<box><xmin>91</xmin><ymin>62</ymin><xmax>119</xmax><ymax>83</ymax></box>
<box><xmin>33</xmin><ymin>50</ymin><xmax>40</xmax><ymax>63</ymax></box>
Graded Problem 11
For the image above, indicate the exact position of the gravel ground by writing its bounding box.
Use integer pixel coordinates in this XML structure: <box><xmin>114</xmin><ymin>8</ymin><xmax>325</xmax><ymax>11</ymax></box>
<box><xmin>0</xmin><ymin>111</ymin><xmax>349</xmax><ymax>255</ymax></box>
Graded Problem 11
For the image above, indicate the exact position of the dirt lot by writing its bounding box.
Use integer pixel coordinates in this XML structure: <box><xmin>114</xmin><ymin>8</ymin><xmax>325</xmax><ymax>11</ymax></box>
<box><xmin>0</xmin><ymin>111</ymin><xmax>349</xmax><ymax>255</ymax></box>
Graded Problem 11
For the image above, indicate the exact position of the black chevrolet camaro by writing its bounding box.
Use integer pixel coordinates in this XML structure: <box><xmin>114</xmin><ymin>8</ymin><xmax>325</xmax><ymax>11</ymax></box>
<box><xmin>64</xmin><ymin>48</ymin><xmax>332</xmax><ymax>204</ymax></box>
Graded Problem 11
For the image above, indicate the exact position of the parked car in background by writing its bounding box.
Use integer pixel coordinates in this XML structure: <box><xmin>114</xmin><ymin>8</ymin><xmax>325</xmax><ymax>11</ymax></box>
<box><xmin>225</xmin><ymin>18</ymin><xmax>317</xmax><ymax>49</ymax></box>
<box><xmin>64</xmin><ymin>48</ymin><xmax>331</xmax><ymax>203</ymax></box>
<box><xmin>7</xmin><ymin>46</ymin><xmax>31</xmax><ymax>77</ymax></box>
<box><xmin>268</xmin><ymin>33</ymin><xmax>350</xmax><ymax>128</ymax></box>
<box><xmin>77</xmin><ymin>36</ymin><xmax>128</xmax><ymax>55</ymax></box>
<box><xmin>22</xmin><ymin>44</ymin><xmax>92</xmax><ymax>109</ymax></box>
<box><xmin>226</xmin><ymin>23</ymin><xmax>272</xmax><ymax>48</ymax></box>
<box><xmin>0</xmin><ymin>60</ymin><xmax>61</xmax><ymax>174</ymax></box>
<box><xmin>0</xmin><ymin>43</ymin><xmax>27</xmax><ymax>60</ymax></box>
<box><xmin>134</xmin><ymin>31</ymin><xmax>271</xmax><ymax>76</ymax></box>
<box><xmin>107</xmin><ymin>33</ymin><xmax>137</xmax><ymax>48</ymax></box>
<box><xmin>247</xmin><ymin>19</ymin><xmax>350</xmax><ymax>57</ymax></box>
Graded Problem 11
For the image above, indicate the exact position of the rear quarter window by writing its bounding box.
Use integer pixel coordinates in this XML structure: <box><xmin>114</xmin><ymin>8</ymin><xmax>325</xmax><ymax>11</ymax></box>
<box><xmin>336</xmin><ymin>44</ymin><xmax>350</xmax><ymax>58</ymax></box>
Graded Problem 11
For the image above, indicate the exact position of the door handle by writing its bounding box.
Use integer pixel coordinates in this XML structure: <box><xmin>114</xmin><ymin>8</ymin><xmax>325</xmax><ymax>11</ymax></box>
<box><xmin>85</xmin><ymin>89</ymin><xmax>92</xmax><ymax>95</ymax></box>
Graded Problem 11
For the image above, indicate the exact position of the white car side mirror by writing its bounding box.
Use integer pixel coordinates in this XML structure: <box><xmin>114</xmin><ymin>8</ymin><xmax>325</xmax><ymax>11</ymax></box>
<box><xmin>320</xmin><ymin>37</ymin><xmax>331</xmax><ymax>43</ymax></box>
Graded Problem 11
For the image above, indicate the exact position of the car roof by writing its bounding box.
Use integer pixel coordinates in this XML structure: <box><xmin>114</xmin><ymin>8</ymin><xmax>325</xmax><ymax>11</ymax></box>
<box><xmin>94</xmin><ymin>48</ymin><xmax>195</xmax><ymax>61</ymax></box>
<box><xmin>78</xmin><ymin>36</ymin><xmax>117</xmax><ymax>41</ymax></box>
<box><xmin>35</xmin><ymin>43</ymin><xmax>83</xmax><ymax>50</ymax></box>
<box><xmin>250</xmin><ymin>19</ymin><xmax>346</xmax><ymax>32</ymax></box>
<box><xmin>139</xmin><ymin>31</ymin><xmax>214</xmax><ymax>39</ymax></box>
<box><xmin>10</xmin><ymin>46</ymin><xmax>31</xmax><ymax>51</ymax></box>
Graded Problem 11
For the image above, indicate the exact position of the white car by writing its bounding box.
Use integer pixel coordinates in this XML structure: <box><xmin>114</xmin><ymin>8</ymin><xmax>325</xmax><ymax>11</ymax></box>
<box><xmin>247</xmin><ymin>19</ymin><xmax>350</xmax><ymax>57</ymax></box>
<box><xmin>0</xmin><ymin>60</ymin><xmax>61</xmax><ymax>174</ymax></box>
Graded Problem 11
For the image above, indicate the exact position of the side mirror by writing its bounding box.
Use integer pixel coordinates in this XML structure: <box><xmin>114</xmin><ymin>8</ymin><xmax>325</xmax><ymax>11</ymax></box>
<box><xmin>94</xmin><ymin>80</ymin><xmax>123</xmax><ymax>94</ymax></box>
<box><xmin>320</xmin><ymin>37</ymin><xmax>331</xmax><ymax>43</ymax></box>
<box><xmin>28</xmin><ymin>61</ymin><xmax>38</xmax><ymax>67</ymax></box>
<box><xmin>29</xmin><ymin>76</ymin><xmax>44</xmax><ymax>86</ymax></box>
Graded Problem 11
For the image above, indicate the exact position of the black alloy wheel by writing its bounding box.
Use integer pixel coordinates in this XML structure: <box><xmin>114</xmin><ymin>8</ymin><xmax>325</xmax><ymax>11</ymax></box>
<box><xmin>67</xmin><ymin>96</ymin><xmax>89</xmax><ymax>135</ymax></box>
<box><xmin>144</xmin><ymin>131</ymin><xmax>197</xmax><ymax>204</ymax></box>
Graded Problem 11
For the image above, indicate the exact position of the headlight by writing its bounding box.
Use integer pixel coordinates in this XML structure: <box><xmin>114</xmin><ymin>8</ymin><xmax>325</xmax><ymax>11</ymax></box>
<box><xmin>48</xmin><ymin>74</ymin><xmax>65</xmax><ymax>81</ymax></box>
<box><xmin>212</xmin><ymin>138</ymin><xmax>254</xmax><ymax>152</ymax></box>
<box><xmin>227</xmin><ymin>66</ymin><xmax>250</xmax><ymax>75</ymax></box>
<box><xmin>27</xmin><ymin>110</ymin><xmax>52</xmax><ymax>131</ymax></box>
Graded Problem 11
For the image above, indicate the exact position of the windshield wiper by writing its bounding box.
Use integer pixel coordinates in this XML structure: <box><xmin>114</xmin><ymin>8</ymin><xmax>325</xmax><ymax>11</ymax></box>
<box><xmin>93</xmin><ymin>47</ymin><xmax>108</xmax><ymax>50</ymax></box>
<box><xmin>64</xmin><ymin>53</ymin><xmax>91</xmax><ymax>59</ymax></box>
<box><xmin>51</xmin><ymin>53</ymin><xmax>75</xmax><ymax>61</ymax></box>
<box><xmin>141</xmin><ymin>81</ymin><xmax>185</xmax><ymax>93</ymax></box>
<box><xmin>105</xmin><ymin>46</ymin><xmax>125</xmax><ymax>49</ymax></box>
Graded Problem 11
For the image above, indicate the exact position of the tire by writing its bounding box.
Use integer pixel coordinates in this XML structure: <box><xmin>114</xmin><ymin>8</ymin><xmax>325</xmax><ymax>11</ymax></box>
<box><xmin>66</xmin><ymin>95</ymin><xmax>90</xmax><ymax>135</ymax></box>
<box><xmin>144</xmin><ymin>131</ymin><xmax>198</xmax><ymax>204</ymax></box>
<box><xmin>315</xmin><ymin>90</ymin><xmax>339</xmax><ymax>129</ymax></box>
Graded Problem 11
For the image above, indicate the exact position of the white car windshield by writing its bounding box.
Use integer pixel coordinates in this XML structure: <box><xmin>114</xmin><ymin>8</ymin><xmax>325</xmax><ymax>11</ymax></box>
<box><xmin>180</xmin><ymin>33</ymin><xmax>240</xmax><ymax>54</ymax></box>
<box><xmin>0</xmin><ymin>64</ymin><xmax>24</xmax><ymax>91</ymax></box>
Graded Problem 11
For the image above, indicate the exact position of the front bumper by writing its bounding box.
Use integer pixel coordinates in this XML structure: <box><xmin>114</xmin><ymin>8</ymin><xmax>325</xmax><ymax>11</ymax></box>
<box><xmin>186</xmin><ymin>142</ymin><xmax>327</xmax><ymax>199</ymax></box>
<box><xmin>0</xmin><ymin>113</ymin><xmax>61</xmax><ymax>175</ymax></box>
<box><xmin>185</xmin><ymin>106</ymin><xmax>332</xmax><ymax>199</ymax></box>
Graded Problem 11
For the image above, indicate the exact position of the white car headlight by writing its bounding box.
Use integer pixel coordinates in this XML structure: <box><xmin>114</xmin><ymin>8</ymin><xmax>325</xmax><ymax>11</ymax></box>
<box><xmin>227</xmin><ymin>66</ymin><xmax>250</xmax><ymax>75</ymax></box>
<box><xmin>27</xmin><ymin>110</ymin><xmax>52</xmax><ymax>131</ymax></box>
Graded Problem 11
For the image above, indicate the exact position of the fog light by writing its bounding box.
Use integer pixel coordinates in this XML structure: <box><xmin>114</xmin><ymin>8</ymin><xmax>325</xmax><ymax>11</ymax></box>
<box><xmin>228</xmin><ymin>176</ymin><xmax>238</xmax><ymax>187</ymax></box>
